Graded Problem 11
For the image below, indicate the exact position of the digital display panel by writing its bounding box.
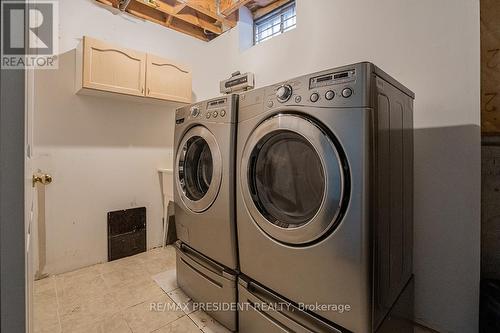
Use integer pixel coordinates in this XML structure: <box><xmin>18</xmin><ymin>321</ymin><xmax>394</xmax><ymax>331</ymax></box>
<box><xmin>225</xmin><ymin>76</ymin><xmax>248</xmax><ymax>88</ymax></box>
<box><xmin>208</xmin><ymin>98</ymin><xmax>227</xmax><ymax>107</ymax></box>
<box><xmin>309</xmin><ymin>70</ymin><xmax>355</xmax><ymax>89</ymax></box>
<box><xmin>317</xmin><ymin>75</ymin><xmax>333</xmax><ymax>82</ymax></box>
<box><xmin>334</xmin><ymin>72</ymin><xmax>349</xmax><ymax>79</ymax></box>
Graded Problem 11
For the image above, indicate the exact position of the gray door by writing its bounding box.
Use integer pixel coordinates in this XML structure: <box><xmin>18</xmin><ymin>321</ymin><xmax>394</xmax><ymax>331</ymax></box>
<box><xmin>176</xmin><ymin>126</ymin><xmax>222</xmax><ymax>213</ymax></box>
<box><xmin>240</xmin><ymin>114</ymin><xmax>347</xmax><ymax>245</ymax></box>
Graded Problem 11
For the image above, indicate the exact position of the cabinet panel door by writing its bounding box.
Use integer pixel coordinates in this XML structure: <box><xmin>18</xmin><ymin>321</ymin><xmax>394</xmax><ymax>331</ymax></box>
<box><xmin>146</xmin><ymin>54</ymin><xmax>192</xmax><ymax>103</ymax></box>
<box><xmin>83</xmin><ymin>37</ymin><xmax>146</xmax><ymax>97</ymax></box>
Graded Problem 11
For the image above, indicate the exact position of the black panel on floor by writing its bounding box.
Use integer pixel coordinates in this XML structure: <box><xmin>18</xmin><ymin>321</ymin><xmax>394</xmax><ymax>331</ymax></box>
<box><xmin>108</xmin><ymin>207</ymin><xmax>146</xmax><ymax>261</ymax></box>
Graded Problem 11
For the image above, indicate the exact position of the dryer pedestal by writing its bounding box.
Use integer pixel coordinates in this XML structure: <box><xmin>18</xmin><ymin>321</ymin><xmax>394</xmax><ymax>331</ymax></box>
<box><xmin>238</xmin><ymin>275</ymin><xmax>415</xmax><ymax>333</ymax></box>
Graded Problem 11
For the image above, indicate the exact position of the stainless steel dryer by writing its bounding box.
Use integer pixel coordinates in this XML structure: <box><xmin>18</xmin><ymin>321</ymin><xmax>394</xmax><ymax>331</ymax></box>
<box><xmin>236</xmin><ymin>63</ymin><xmax>414</xmax><ymax>333</ymax></box>
<box><xmin>174</xmin><ymin>95</ymin><xmax>239</xmax><ymax>331</ymax></box>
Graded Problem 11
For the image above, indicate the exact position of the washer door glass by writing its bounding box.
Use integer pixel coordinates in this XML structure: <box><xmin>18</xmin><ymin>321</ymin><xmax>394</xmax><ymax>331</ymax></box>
<box><xmin>250</xmin><ymin>132</ymin><xmax>325</xmax><ymax>228</ymax></box>
<box><xmin>242</xmin><ymin>114</ymin><xmax>348</xmax><ymax>245</ymax></box>
<box><xmin>177</xmin><ymin>126</ymin><xmax>222</xmax><ymax>213</ymax></box>
<box><xmin>182</xmin><ymin>136</ymin><xmax>213</xmax><ymax>201</ymax></box>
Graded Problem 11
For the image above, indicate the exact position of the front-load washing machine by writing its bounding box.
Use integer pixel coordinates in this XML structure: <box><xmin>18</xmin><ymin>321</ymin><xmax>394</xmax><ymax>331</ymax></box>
<box><xmin>174</xmin><ymin>95</ymin><xmax>239</xmax><ymax>331</ymax></box>
<box><xmin>236</xmin><ymin>62</ymin><xmax>414</xmax><ymax>333</ymax></box>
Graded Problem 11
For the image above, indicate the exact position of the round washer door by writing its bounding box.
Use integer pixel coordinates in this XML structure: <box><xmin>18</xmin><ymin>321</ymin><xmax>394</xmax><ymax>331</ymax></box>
<box><xmin>176</xmin><ymin>126</ymin><xmax>222</xmax><ymax>213</ymax></box>
<box><xmin>241</xmin><ymin>114</ymin><xmax>347</xmax><ymax>245</ymax></box>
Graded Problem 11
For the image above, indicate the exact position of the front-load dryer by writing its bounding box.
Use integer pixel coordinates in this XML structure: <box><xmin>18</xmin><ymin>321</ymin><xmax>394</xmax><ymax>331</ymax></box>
<box><xmin>236</xmin><ymin>63</ymin><xmax>414</xmax><ymax>333</ymax></box>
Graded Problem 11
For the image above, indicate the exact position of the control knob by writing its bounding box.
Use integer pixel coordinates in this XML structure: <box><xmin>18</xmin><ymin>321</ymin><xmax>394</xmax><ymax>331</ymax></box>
<box><xmin>190</xmin><ymin>106</ymin><xmax>200</xmax><ymax>117</ymax></box>
<box><xmin>276</xmin><ymin>84</ymin><xmax>293</xmax><ymax>103</ymax></box>
<box><xmin>342</xmin><ymin>88</ymin><xmax>353</xmax><ymax>98</ymax></box>
<box><xmin>325</xmin><ymin>90</ymin><xmax>335</xmax><ymax>100</ymax></box>
<box><xmin>310</xmin><ymin>92</ymin><xmax>320</xmax><ymax>102</ymax></box>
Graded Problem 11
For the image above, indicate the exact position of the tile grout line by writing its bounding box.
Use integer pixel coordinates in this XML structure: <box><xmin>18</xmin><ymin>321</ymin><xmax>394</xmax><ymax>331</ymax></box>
<box><xmin>121</xmin><ymin>311</ymin><xmax>134</xmax><ymax>333</ymax></box>
<box><xmin>53</xmin><ymin>276</ymin><xmax>63</xmax><ymax>333</ymax></box>
<box><xmin>147</xmin><ymin>315</ymin><xmax>189</xmax><ymax>333</ymax></box>
<box><xmin>152</xmin><ymin>257</ymin><xmax>205</xmax><ymax>332</ymax></box>
<box><xmin>163</xmin><ymin>285</ymin><xmax>204</xmax><ymax>332</ymax></box>
<box><xmin>185</xmin><ymin>312</ymin><xmax>204</xmax><ymax>332</ymax></box>
<box><xmin>36</xmin><ymin>248</ymin><xmax>177</xmax><ymax>333</ymax></box>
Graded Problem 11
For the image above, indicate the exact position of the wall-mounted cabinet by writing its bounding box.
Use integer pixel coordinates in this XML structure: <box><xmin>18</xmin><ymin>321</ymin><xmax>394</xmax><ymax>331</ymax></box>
<box><xmin>76</xmin><ymin>36</ymin><xmax>192</xmax><ymax>104</ymax></box>
<box><xmin>146</xmin><ymin>54</ymin><xmax>191</xmax><ymax>103</ymax></box>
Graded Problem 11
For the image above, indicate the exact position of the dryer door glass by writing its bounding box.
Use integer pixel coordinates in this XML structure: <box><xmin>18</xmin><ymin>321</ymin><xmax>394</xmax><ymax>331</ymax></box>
<box><xmin>241</xmin><ymin>114</ymin><xmax>348</xmax><ymax>245</ymax></box>
<box><xmin>176</xmin><ymin>126</ymin><xmax>222</xmax><ymax>213</ymax></box>
<box><xmin>182</xmin><ymin>136</ymin><xmax>213</xmax><ymax>201</ymax></box>
<box><xmin>250</xmin><ymin>131</ymin><xmax>325</xmax><ymax>227</ymax></box>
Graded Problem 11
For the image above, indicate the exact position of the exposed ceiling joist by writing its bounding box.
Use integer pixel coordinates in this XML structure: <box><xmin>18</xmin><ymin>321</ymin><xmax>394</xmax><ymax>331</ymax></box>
<box><xmin>141</xmin><ymin>0</ymin><xmax>223</xmax><ymax>34</ymax></box>
<box><xmin>173</xmin><ymin>2</ymin><xmax>186</xmax><ymax>14</ymax></box>
<box><xmin>248</xmin><ymin>0</ymin><xmax>276</xmax><ymax>6</ymax></box>
<box><xmin>219</xmin><ymin>0</ymin><xmax>253</xmax><ymax>16</ymax></box>
<box><xmin>96</xmin><ymin>0</ymin><xmax>115</xmax><ymax>5</ymax></box>
<box><xmin>184</xmin><ymin>0</ymin><xmax>236</xmax><ymax>28</ymax></box>
<box><xmin>125</xmin><ymin>1</ymin><xmax>211</xmax><ymax>41</ymax></box>
<box><xmin>252</xmin><ymin>0</ymin><xmax>290</xmax><ymax>20</ymax></box>
<box><xmin>94</xmin><ymin>0</ymin><xmax>287</xmax><ymax>41</ymax></box>
<box><xmin>96</xmin><ymin>0</ymin><xmax>232</xmax><ymax>40</ymax></box>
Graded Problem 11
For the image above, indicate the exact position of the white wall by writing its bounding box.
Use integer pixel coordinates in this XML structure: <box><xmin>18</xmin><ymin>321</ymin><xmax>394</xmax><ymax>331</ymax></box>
<box><xmin>34</xmin><ymin>0</ymin><xmax>480</xmax><ymax>331</ymax></box>
<box><xmin>33</xmin><ymin>0</ymin><xmax>210</xmax><ymax>274</ymax></box>
<box><xmin>199</xmin><ymin>1</ymin><xmax>480</xmax><ymax>332</ymax></box>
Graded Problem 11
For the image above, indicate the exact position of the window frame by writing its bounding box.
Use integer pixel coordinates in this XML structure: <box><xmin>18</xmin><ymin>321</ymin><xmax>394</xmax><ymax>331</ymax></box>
<box><xmin>253</xmin><ymin>1</ymin><xmax>296</xmax><ymax>45</ymax></box>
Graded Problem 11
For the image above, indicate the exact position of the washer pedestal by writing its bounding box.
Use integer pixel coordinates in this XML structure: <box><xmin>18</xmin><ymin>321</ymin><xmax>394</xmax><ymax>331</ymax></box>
<box><xmin>174</xmin><ymin>241</ymin><xmax>237</xmax><ymax>332</ymax></box>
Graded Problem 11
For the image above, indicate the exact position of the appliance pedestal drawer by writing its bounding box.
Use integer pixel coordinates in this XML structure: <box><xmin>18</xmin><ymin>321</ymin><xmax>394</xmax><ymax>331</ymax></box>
<box><xmin>174</xmin><ymin>241</ymin><xmax>237</xmax><ymax>331</ymax></box>
<box><xmin>238</xmin><ymin>276</ymin><xmax>345</xmax><ymax>333</ymax></box>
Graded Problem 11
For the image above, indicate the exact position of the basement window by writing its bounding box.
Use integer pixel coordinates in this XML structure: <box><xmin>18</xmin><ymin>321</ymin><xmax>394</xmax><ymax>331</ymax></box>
<box><xmin>254</xmin><ymin>1</ymin><xmax>296</xmax><ymax>45</ymax></box>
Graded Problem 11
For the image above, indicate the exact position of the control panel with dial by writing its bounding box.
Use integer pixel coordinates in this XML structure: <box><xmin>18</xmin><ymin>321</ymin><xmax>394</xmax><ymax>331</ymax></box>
<box><xmin>176</xmin><ymin>95</ymin><xmax>237</xmax><ymax>125</ymax></box>
<box><xmin>264</xmin><ymin>67</ymin><xmax>360</xmax><ymax>109</ymax></box>
<box><xmin>276</xmin><ymin>84</ymin><xmax>293</xmax><ymax>103</ymax></box>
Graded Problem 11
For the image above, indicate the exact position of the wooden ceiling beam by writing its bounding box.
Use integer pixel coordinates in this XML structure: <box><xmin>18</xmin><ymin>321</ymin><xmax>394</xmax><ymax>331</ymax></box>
<box><xmin>135</xmin><ymin>0</ymin><xmax>222</xmax><ymax>34</ymax></box>
<box><xmin>184</xmin><ymin>0</ymin><xmax>216</xmax><ymax>14</ymax></box>
<box><xmin>135</xmin><ymin>0</ymin><xmax>175</xmax><ymax>15</ymax></box>
<box><xmin>253</xmin><ymin>0</ymin><xmax>290</xmax><ymax>19</ymax></box>
<box><xmin>173</xmin><ymin>3</ymin><xmax>187</xmax><ymax>14</ymax></box>
<box><xmin>166</xmin><ymin>14</ymin><xmax>174</xmax><ymax>26</ymax></box>
<box><xmin>219</xmin><ymin>0</ymin><xmax>252</xmax><ymax>16</ymax></box>
<box><xmin>184</xmin><ymin>0</ymin><xmax>236</xmax><ymax>28</ymax></box>
<box><xmin>249</xmin><ymin>0</ymin><xmax>276</xmax><ymax>6</ymax></box>
<box><xmin>127</xmin><ymin>1</ymin><xmax>210</xmax><ymax>41</ymax></box>
<box><xmin>94</xmin><ymin>0</ymin><xmax>241</xmax><ymax>41</ymax></box>
<box><xmin>177</xmin><ymin>11</ymin><xmax>222</xmax><ymax>34</ymax></box>
<box><xmin>95</xmin><ymin>0</ymin><xmax>119</xmax><ymax>7</ymax></box>
<box><xmin>168</xmin><ymin>17</ymin><xmax>211</xmax><ymax>41</ymax></box>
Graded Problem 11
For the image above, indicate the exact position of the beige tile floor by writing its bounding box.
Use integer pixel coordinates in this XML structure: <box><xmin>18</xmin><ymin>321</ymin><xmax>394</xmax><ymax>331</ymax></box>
<box><xmin>34</xmin><ymin>246</ymin><xmax>230</xmax><ymax>333</ymax></box>
<box><xmin>35</xmin><ymin>246</ymin><xmax>436</xmax><ymax>333</ymax></box>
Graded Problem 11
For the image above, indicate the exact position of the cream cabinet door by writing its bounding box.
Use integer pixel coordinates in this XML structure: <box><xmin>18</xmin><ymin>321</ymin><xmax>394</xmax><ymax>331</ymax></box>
<box><xmin>146</xmin><ymin>54</ymin><xmax>192</xmax><ymax>103</ymax></box>
<box><xmin>82</xmin><ymin>37</ymin><xmax>146</xmax><ymax>97</ymax></box>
